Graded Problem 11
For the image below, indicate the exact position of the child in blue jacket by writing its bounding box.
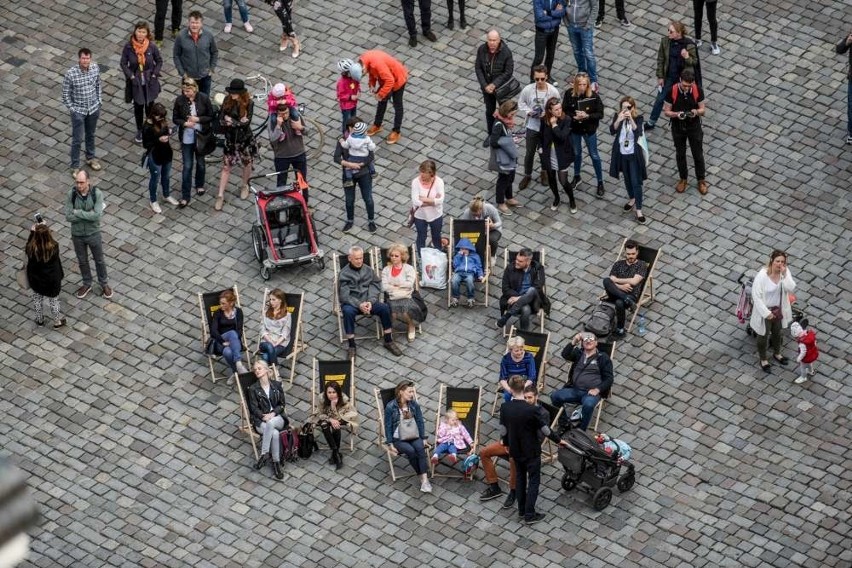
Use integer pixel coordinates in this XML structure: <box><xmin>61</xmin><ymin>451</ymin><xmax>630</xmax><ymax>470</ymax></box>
<box><xmin>450</xmin><ymin>238</ymin><xmax>484</xmax><ymax>307</ymax></box>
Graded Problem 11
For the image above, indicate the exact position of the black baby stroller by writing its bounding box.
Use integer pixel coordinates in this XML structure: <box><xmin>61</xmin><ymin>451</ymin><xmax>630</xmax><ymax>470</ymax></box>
<box><xmin>557</xmin><ymin>429</ymin><xmax>635</xmax><ymax>511</ymax></box>
<box><xmin>736</xmin><ymin>272</ymin><xmax>806</xmax><ymax>337</ymax></box>
<box><xmin>250</xmin><ymin>171</ymin><xmax>325</xmax><ymax>280</ymax></box>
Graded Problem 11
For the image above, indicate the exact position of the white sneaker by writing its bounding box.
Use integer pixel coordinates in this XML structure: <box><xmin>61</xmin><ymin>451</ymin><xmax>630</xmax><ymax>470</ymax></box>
<box><xmin>420</xmin><ymin>480</ymin><xmax>432</xmax><ymax>493</ymax></box>
<box><xmin>794</xmin><ymin>375</ymin><xmax>808</xmax><ymax>384</ymax></box>
<box><xmin>165</xmin><ymin>196</ymin><xmax>180</xmax><ymax>206</ymax></box>
<box><xmin>224</xmin><ymin>23</ymin><xmax>232</xmax><ymax>33</ymax></box>
<box><xmin>695</xmin><ymin>39</ymin><xmax>703</xmax><ymax>47</ymax></box>
<box><xmin>235</xmin><ymin>361</ymin><xmax>248</xmax><ymax>373</ymax></box>
<box><xmin>244</xmin><ymin>21</ymin><xmax>253</xmax><ymax>33</ymax></box>
<box><xmin>150</xmin><ymin>201</ymin><xmax>162</xmax><ymax>214</ymax></box>
<box><xmin>711</xmin><ymin>43</ymin><xmax>720</xmax><ymax>55</ymax></box>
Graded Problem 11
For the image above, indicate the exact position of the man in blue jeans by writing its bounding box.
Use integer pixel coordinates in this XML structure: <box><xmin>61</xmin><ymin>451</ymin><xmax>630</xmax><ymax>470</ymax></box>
<box><xmin>338</xmin><ymin>246</ymin><xmax>402</xmax><ymax>359</ymax></box>
<box><xmin>563</xmin><ymin>0</ymin><xmax>599</xmax><ymax>92</ymax></box>
<box><xmin>64</xmin><ymin>170</ymin><xmax>112</xmax><ymax>300</ymax></box>
<box><xmin>836</xmin><ymin>31</ymin><xmax>852</xmax><ymax>145</ymax></box>
<box><xmin>551</xmin><ymin>332</ymin><xmax>613</xmax><ymax>432</ymax></box>
<box><xmin>62</xmin><ymin>48</ymin><xmax>102</xmax><ymax>178</ymax></box>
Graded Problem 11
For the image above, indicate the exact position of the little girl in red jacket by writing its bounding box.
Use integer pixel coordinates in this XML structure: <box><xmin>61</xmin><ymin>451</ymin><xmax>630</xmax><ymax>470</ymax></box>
<box><xmin>790</xmin><ymin>320</ymin><xmax>818</xmax><ymax>384</ymax></box>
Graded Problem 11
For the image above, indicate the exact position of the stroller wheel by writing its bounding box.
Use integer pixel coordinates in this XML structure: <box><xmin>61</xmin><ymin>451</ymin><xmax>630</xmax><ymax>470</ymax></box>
<box><xmin>251</xmin><ymin>225</ymin><xmax>265</xmax><ymax>264</ymax></box>
<box><xmin>317</xmin><ymin>257</ymin><xmax>326</xmax><ymax>270</ymax></box>
<box><xmin>617</xmin><ymin>472</ymin><xmax>635</xmax><ymax>493</ymax></box>
<box><xmin>561</xmin><ymin>473</ymin><xmax>577</xmax><ymax>492</ymax></box>
<box><xmin>260</xmin><ymin>265</ymin><xmax>271</xmax><ymax>281</ymax></box>
<box><xmin>592</xmin><ymin>487</ymin><xmax>612</xmax><ymax>511</ymax></box>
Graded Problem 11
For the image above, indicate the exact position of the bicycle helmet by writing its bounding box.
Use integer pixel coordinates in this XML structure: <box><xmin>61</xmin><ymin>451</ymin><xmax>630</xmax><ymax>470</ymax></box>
<box><xmin>337</xmin><ymin>59</ymin><xmax>362</xmax><ymax>82</ymax></box>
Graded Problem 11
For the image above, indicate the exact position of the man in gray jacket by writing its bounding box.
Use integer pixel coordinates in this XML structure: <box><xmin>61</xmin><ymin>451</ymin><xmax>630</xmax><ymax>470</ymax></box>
<box><xmin>65</xmin><ymin>170</ymin><xmax>111</xmax><ymax>300</ymax></box>
<box><xmin>563</xmin><ymin>0</ymin><xmax>599</xmax><ymax>91</ymax></box>
<box><xmin>338</xmin><ymin>246</ymin><xmax>401</xmax><ymax>359</ymax></box>
<box><xmin>173</xmin><ymin>10</ymin><xmax>218</xmax><ymax>95</ymax></box>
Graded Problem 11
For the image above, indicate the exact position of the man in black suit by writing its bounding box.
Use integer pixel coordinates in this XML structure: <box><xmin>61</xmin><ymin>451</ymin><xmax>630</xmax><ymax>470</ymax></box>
<box><xmin>500</xmin><ymin>375</ymin><xmax>567</xmax><ymax>524</ymax></box>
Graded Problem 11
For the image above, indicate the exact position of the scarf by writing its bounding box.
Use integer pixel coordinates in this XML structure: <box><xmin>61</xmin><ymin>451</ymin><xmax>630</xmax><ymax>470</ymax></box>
<box><xmin>131</xmin><ymin>36</ymin><xmax>149</xmax><ymax>71</ymax></box>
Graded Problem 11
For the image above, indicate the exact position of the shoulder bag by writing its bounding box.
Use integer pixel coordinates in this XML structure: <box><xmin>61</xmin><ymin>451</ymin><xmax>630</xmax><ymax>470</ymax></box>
<box><xmin>397</xmin><ymin>409</ymin><xmax>419</xmax><ymax>441</ymax></box>
<box><xmin>495</xmin><ymin>76</ymin><xmax>522</xmax><ymax>103</ymax></box>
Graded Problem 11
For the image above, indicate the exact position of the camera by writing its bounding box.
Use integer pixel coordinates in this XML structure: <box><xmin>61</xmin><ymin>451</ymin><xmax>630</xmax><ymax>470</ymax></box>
<box><xmin>34</xmin><ymin>213</ymin><xmax>44</xmax><ymax>224</ymax></box>
<box><xmin>678</xmin><ymin>112</ymin><xmax>687</xmax><ymax>120</ymax></box>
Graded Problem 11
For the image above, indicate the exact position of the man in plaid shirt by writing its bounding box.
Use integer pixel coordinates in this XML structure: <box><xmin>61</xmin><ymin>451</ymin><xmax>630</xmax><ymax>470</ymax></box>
<box><xmin>62</xmin><ymin>48</ymin><xmax>102</xmax><ymax>177</ymax></box>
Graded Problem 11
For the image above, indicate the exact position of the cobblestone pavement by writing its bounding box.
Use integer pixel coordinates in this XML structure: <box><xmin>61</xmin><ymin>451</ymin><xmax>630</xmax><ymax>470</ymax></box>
<box><xmin>1</xmin><ymin>0</ymin><xmax>850</xmax><ymax>566</ymax></box>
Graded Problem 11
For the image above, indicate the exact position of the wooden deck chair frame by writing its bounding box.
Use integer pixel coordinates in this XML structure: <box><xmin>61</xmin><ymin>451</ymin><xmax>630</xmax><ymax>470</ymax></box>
<box><xmin>332</xmin><ymin>251</ymin><xmax>382</xmax><ymax>342</ymax></box>
<box><xmin>430</xmin><ymin>384</ymin><xmax>482</xmax><ymax>479</ymax></box>
<box><xmin>446</xmin><ymin>218</ymin><xmax>491</xmax><ymax>307</ymax></box>
<box><xmin>490</xmin><ymin>326</ymin><xmax>551</xmax><ymax>416</ymax></box>
<box><xmin>235</xmin><ymin>371</ymin><xmax>260</xmax><ymax>462</ymax></box>
<box><xmin>256</xmin><ymin>289</ymin><xmax>305</xmax><ymax>384</ymax></box>
<box><xmin>374</xmin><ymin>244</ymin><xmax>423</xmax><ymax>339</ymax></box>
<box><xmin>501</xmin><ymin>248</ymin><xmax>547</xmax><ymax>336</ymax></box>
<box><xmin>198</xmin><ymin>285</ymin><xmax>252</xmax><ymax>383</ymax></box>
<box><xmin>311</xmin><ymin>358</ymin><xmax>357</xmax><ymax>452</ymax></box>
<box><xmin>374</xmin><ymin>386</ymin><xmax>431</xmax><ymax>482</ymax></box>
<box><xmin>605</xmin><ymin>239</ymin><xmax>662</xmax><ymax>333</ymax></box>
<box><xmin>539</xmin><ymin>400</ymin><xmax>563</xmax><ymax>464</ymax></box>
<box><xmin>560</xmin><ymin>341</ymin><xmax>617</xmax><ymax>432</ymax></box>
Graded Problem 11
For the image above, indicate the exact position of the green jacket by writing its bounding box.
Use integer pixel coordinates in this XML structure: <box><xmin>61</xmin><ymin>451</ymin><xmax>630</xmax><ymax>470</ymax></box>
<box><xmin>64</xmin><ymin>186</ymin><xmax>104</xmax><ymax>237</ymax></box>
<box><xmin>656</xmin><ymin>36</ymin><xmax>699</xmax><ymax>81</ymax></box>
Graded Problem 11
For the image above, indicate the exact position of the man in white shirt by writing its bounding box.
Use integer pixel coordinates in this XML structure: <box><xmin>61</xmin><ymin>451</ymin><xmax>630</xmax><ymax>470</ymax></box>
<box><xmin>517</xmin><ymin>65</ymin><xmax>560</xmax><ymax>191</ymax></box>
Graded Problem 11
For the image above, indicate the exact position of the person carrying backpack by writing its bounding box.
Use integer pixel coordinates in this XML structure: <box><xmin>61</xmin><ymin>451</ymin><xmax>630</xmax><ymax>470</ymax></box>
<box><xmin>601</xmin><ymin>239</ymin><xmax>647</xmax><ymax>337</ymax></box>
<box><xmin>663</xmin><ymin>68</ymin><xmax>708</xmax><ymax>195</ymax></box>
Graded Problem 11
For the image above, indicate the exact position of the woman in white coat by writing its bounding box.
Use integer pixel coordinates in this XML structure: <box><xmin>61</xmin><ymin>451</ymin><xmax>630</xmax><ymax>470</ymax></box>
<box><xmin>750</xmin><ymin>250</ymin><xmax>796</xmax><ymax>373</ymax></box>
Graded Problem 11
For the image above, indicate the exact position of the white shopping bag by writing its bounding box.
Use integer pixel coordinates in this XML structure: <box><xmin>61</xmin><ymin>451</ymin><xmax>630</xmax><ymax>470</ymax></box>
<box><xmin>420</xmin><ymin>247</ymin><xmax>447</xmax><ymax>289</ymax></box>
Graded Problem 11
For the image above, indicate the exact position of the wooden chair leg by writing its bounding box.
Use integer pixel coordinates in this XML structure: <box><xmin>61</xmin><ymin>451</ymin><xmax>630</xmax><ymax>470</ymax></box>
<box><xmin>593</xmin><ymin>400</ymin><xmax>604</xmax><ymax>432</ymax></box>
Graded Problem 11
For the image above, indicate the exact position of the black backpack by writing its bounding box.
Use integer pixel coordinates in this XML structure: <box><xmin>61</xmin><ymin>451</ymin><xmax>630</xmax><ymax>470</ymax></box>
<box><xmin>584</xmin><ymin>302</ymin><xmax>616</xmax><ymax>337</ymax></box>
<box><xmin>297</xmin><ymin>423</ymin><xmax>319</xmax><ymax>459</ymax></box>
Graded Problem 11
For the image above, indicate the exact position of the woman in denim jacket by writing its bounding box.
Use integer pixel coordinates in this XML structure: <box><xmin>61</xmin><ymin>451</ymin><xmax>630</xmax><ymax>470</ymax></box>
<box><xmin>384</xmin><ymin>380</ymin><xmax>431</xmax><ymax>492</ymax></box>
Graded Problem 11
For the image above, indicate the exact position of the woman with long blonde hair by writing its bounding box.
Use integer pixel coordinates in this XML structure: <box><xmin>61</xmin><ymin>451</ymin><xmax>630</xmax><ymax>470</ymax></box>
<box><xmin>25</xmin><ymin>222</ymin><xmax>65</xmax><ymax>328</ymax></box>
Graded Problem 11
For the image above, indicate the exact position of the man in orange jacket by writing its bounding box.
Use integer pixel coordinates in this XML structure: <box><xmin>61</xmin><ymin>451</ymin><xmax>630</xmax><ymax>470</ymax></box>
<box><xmin>359</xmin><ymin>50</ymin><xmax>408</xmax><ymax>144</ymax></box>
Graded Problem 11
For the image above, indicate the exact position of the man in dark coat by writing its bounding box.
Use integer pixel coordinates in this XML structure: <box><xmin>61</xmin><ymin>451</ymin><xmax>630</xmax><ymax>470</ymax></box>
<box><xmin>475</xmin><ymin>29</ymin><xmax>515</xmax><ymax>140</ymax></box>
<box><xmin>497</xmin><ymin>248</ymin><xmax>550</xmax><ymax>330</ymax></box>
<box><xmin>500</xmin><ymin>376</ymin><xmax>566</xmax><ymax>524</ymax></box>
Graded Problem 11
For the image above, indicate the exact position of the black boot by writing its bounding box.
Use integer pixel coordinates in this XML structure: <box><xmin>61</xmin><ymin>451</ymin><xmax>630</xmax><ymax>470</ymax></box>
<box><xmin>255</xmin><ymin>453</ymin><xmax>270</xmax><ymax>470</ymax></box>
<box><xmin>334</xmin><ymin>451</ymin><xmax>343</xmax><ymax>470</ymax></box>
<box><xmin>272</xmin><ymin>461</ymin><xmax>283</xmax><ymax>480</ymax></box>
<box><xmin>458</xmin><ymin>0</ymin><xmax>467</xmax><ymax>28</ymax></box>
<box><xmin>446</xmin><ymin>0</ymin><xmax>454</xmax><ymax>29</ymax></box>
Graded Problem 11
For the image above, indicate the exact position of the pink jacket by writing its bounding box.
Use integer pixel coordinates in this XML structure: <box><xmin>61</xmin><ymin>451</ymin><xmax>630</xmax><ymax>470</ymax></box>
<box><xmin>337</xmin><ymin>76</ymin><xmax>360</xmax><ymax>110</ymax></box>
<box><xmin>437</xmin><ymin>422</ymin><xmax>473</xmax><ymax>448</ymax></box>
<box><xmin>267</xmin><ymin>88</ymin><xmax>297</xmax><ymax>115</ymax></box>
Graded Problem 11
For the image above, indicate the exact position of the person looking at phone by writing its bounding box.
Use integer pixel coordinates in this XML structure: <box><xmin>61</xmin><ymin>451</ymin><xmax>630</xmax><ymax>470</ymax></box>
<box><xmin>608</xmin><ymin>96</ymin><xmax>647</xmax><ymax>224</ymax></box>
<box><xmin>663</xmin><ymin>68</ymin><xmax>707</xmax><ymax>195</ymax></box>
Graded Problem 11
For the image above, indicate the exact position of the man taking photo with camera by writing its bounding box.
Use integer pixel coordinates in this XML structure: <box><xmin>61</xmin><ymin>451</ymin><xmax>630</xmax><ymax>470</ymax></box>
<box><xmin>663</xmin><ymin>68</ymin><xmax>707</xmax><ymax>195</ymax></box>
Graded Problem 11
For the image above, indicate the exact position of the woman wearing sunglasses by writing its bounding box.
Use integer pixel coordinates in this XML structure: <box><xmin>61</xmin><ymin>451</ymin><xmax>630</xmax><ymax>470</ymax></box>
<box><xmin>608</xmin><ymin>96</ymin><xmax>647</xmax><ymax>224</ymax></box>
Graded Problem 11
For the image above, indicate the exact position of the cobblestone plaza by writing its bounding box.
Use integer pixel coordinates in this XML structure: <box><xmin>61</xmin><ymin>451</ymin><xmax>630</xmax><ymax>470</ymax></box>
<box><xmin>1</xmin><ymin>0</ymin><xmax>850</xmax><ymax>566</ymax></box>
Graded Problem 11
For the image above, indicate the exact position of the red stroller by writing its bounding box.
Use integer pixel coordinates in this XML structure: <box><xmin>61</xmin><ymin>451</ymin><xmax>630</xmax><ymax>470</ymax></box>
<box><xmin>250</xmin><ymin>171</ymin><xmax>325</xmax><ymax>280</ymax></box>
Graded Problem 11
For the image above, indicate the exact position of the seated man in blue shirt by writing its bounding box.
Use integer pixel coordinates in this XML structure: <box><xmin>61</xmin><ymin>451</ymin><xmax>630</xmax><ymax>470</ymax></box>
<box><xmin>497</xmin><ymin>247</ymin><xmax>550</xmax><ymax>330</ymax></box>
<box><xmin>550</xmin><ymin>332</ymin><xmax>613</xmax><ymax>432</ymax></box>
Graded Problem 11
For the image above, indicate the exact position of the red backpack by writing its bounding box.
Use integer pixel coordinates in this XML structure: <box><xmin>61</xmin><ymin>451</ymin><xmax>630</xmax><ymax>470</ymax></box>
<box><xmin>671</xmin><ymin>83</ymin><xmax>700</xmax><ymax>104</ymax></box>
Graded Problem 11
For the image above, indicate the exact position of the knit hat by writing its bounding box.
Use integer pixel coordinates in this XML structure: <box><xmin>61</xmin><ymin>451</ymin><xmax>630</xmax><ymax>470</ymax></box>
<box><xmin>271</xmin><ymin>83</ymin><xmax>286</xmax><ymax>98</ymax></box>
<box><xmin>351</xmin><ymin>121</ymin><xmax>368</xmax><ymax>135</ymax></box>
<box><xmin>790</xmin><ymin>322</ymin><xmax>803</xmax><ymax>338</ymax></box>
